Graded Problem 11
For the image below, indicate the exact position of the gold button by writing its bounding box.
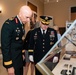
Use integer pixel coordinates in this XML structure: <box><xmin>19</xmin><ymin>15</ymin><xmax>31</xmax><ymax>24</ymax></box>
<box><xmin>43</xmin><ymin>43</ymin><xmax>45</xmax><ymax>45</ymax></box>
<box><xmin>43</xmin><ymin>39</ymin><xmax>45</xmax><ymax>41</ymax></box>
<box><xmin>50</xmin><ymin>42</ymin><xmax>54</xmax><ymax>45</ymax></box>
<box><xmin>43</xmin><ymin>50</ymin><xmax>45</xmax><ymax>52</ymax></box>
<box><xmin>43</xmin><ymin>46</ymin><xmax>45</xmax><ymax>48</ymax></box>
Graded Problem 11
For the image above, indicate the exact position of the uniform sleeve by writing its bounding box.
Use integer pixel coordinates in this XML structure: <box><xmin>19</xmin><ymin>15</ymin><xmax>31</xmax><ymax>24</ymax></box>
<box><xmin>23</xmin><ymin>30</ymin><xmax>31</xmax><ymax>50</ymax></box>
<box><xmin>22</xmin><ymin>30</ymin><xmax>31</xmax><ymax>55</ymax></box>
<box><xmin>53</xmin><ymin>30</ymin><xmax>61</xmax><ymax>61</ymax></box>
<box><xmin>1</xmin><ymin>21</ymin><xmax>13</xmax><ymax>68</ymax></box>
<box><xmin>28</xmin><ymin>30</ymin><xmax>35</xmax><ymax>56</ymax></box>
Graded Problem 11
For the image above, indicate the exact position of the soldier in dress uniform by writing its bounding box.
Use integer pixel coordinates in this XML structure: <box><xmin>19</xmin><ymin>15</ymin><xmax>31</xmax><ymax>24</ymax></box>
<box><xmin>1</xmin><ymin>5</ymin><xmax>32</xmax><ymax>75</ymax></box>
<box><xmin>28</xmin><ymin>15</ymin><xmax>58</xmax><ymax>75</ymax></box>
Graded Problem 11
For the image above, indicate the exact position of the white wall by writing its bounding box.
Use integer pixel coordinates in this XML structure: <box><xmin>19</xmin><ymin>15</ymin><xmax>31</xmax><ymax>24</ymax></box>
<box><xmin>44</xmin><ymin>0</ymin><xmax>76</xmax><ymax>27</ymax></box>
<box><xmin>0</xmin><ymin>0</ymin><xmax>27</xmax><ymax>44</ymax></box>
<box><xmin>0</xmin><ymin>0</ymin><xmax>27</xmax><ymax>29</ymax></box>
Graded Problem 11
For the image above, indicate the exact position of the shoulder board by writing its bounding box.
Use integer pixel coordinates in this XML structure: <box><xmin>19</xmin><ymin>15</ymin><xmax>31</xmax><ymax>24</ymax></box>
<box><xmin>31</xmin><ymin>28</ymin><xmax>34</xmax><ymax>31</ymax></box>
<box><xmin>9</xmin><ymin>17</ymin><xmax>14</xmax><ymax>21</ymax></box>
<box><xmin>5</xmin><ymin>22</ymin><xmax>9</xmax><ymax>24</ymax></box>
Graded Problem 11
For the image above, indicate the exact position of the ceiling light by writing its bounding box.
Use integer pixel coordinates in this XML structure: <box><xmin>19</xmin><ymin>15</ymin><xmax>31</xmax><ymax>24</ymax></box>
<box><xmin>56</xmin><ymin>0</ymin><xmax>59</xmax><ymax>2</ymax></box>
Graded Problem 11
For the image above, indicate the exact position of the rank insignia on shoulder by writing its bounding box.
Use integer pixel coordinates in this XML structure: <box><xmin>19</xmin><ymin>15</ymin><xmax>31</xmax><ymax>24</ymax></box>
<box><xmin>9</xmin><ymin>17</ymin><xmax>14</xmax><ymax>20</ymax></box>
<box><xmin>5</xmin><ymin>22</ymin><xmax>9</xmax><ymax>24</ymax></box>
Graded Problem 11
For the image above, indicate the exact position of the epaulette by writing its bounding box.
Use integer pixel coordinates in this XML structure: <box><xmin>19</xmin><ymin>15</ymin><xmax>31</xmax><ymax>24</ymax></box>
<box><xmin>5</xmin><ymin>21</ymin><xmax>9</xmax><ymax>24</ymax></box>
<box><xmin>31</xmin><ymin>28</ymin><xmax>34</xmax><ymax>31</ymax></box>
<box><xmin>9</xmin><ymin>17</ymin><xmax>14</xmax><ymax>21</ymax></box>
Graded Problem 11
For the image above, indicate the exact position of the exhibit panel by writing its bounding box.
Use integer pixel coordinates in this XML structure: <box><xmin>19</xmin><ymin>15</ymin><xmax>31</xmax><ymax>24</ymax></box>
<box><xmin>36</xmin><ymin>20</ymin><xmax>76</xmax><ymax>75</ymax></box>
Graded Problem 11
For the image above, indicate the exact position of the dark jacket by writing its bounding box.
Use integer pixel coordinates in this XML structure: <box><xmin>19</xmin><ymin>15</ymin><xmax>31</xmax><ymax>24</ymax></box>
<box><xmin>23</xmin><ymin>30</ymin><xmax>32</xmax><ymax>50</ymax></box>
<box><xmin>28</xmin><ymin>27</ymin><xmax>58</xmax><ymax>63</ymax></box>
<box><xmin>1</xmin><ymin>16</ymin><xmax>25</xmax><ymax>69</ymax></box>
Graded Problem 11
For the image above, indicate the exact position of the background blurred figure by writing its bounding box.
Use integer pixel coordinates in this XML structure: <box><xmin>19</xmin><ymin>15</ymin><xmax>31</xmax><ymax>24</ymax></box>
<box><xmin>53</xmin><ymin>25</ymin><xmax>62</xmax><ymax>47</ymax></box>
<box><xmin>23</xmin><ymin>11</ymin><xmax>38</xmax><ymax>75</ymax></box>
<box><xmin>1</xmin><ymin>5</ymin><xmax>32</xmax><ymax>75</ymax></box>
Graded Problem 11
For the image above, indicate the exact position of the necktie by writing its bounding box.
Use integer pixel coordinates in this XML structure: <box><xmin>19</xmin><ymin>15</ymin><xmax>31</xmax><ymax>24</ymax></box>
<box><xmin>43</xmin><ymin>30</ymin><xmax>45</xmax><ymax>38</ymax></box>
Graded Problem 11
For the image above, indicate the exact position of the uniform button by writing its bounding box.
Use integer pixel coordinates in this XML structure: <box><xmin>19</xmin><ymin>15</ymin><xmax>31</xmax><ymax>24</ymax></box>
<box><xmin>43</xmin><ymin>50</ymin><xmax>45</xmax><ymax>52</ymax></box>
<box><xmin>43</xmin><ymin>43</ymin><xmax>45</xmax><ymax>45</ymax></box>
<box><xmin>43</xmin><ymin>39</ymin><xmax>45</xmax><ymax>41</ymax></box>
<box><xmin>16</xmin><ymin>37</ymin><xmax>19</xmax><ymax>40</ymax></box>
<box><xmin>26</xmin><ymin>40</ymin><xmax>27</xmax><ymax>42</ymax></box>
<box><xmin>16</xmin><ymin>30</ymin><xmax>17</xmax><ymax>32</ymax></box>
<box><xmin>50</xmin><ymin>42</ymin><xmax>54</xmax><ymax>45</ymax></box>
<box><xmin>43</xmin><ymin>46</ymin><xmax>45</xmax><ymax>48</ymax></box>
<box><xmin>17</xmin><ymin>34</ymin><xmax>19</xmax><ymax>36</ymax></box>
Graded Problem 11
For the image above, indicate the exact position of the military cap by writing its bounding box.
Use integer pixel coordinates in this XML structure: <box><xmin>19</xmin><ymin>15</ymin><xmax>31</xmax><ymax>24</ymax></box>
<box><xmin>40</xmin><ymin>16</ymin><xmax>52</xmax><ymax>25</ymax></box>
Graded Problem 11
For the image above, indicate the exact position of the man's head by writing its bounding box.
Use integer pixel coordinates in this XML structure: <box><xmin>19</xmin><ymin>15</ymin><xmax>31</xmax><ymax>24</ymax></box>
<box><xmin>18</xmin><ymin>5</ymin><xmax>33</xmax><ymax>24</ymax></box>
<box><xmin>40</xmin><ymin>16</ymin><xmax>52</xmax><ymax>30</ymax></box>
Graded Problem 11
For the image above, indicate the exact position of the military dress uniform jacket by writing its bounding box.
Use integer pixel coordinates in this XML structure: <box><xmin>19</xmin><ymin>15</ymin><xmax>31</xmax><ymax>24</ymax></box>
<box><xmin>1</xmin><ymin>16</ymin><xmax>25</xmax><ymax>69</ymax></box>
<box><xmin>28</xmin><ymin>27</ymin><xmax>58</xmax><ymax>63</ymax></box>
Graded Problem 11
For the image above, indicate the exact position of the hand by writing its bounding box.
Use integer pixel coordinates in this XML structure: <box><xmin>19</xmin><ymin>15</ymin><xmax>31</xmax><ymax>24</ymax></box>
<box><xmin>53</xmin><ymin>56</ymin><xmax>58</xmax><ymax>63</ymax></box>
<box><xmin>29</xmin><ymin>55</ymin><xmax>34</xmax><ymax>62</ymax></box>
<box><xmin>7</xmin><ymin>67</ymin><xmax>15</xmax><ymax>75</ymax></box>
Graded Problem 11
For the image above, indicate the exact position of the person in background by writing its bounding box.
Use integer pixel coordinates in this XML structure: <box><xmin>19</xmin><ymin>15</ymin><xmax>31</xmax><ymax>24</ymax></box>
<box><xmin>1</xmin><ymin>5</ymin><xmax>32</xmax><ymax>75</ymax></box>
<box><xmin>23</xmin><ymin>11</ymin><xmax>37</xmax><ymax>75</ymax></box>
<box><xmin>28</xmin><ymin>15</ymin><xmax>58</xmax><ymax>75</ymax></box>
<box><xmin>53</xmin><ymin>25</ymin><xmax>62</xmax><ymax>47</ymax></box>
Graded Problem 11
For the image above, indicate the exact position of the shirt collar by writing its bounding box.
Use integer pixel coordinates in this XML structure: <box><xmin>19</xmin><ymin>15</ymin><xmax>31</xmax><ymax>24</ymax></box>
<box><xmin>17</xmin><ymin>15</ymin><xmax>22</xmax><ymax>24</ymax></box>
<box><xmin>40</xmin><ymin>28</ymin><xmax>47</xmax><ymax>34</ymax></box>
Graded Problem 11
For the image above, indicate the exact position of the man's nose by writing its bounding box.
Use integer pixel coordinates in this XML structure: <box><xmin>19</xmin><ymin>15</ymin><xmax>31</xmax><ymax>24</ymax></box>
<box><xmin>27</xmin><ymin>18</ymin><xmax>30</xmax><ymax>22</ymax></box>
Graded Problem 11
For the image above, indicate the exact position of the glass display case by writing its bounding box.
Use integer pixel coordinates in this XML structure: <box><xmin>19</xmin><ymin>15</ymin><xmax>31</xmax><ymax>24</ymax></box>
<box><xmin>35</xmin><ymin>20</ymin><xmax>76</xmax><ymax>75</ymax></box>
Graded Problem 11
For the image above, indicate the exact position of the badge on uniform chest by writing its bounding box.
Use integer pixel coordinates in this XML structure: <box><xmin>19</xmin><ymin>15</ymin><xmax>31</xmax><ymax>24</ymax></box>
<box><xmin>50</xmin><ymin>31</ymin><xmax>55</xmax><ymax>40</ymax></box>
<box><xmin>15</xmin><ymin>27</ymin><xmax>25</xmax><ymax>40</ymax></box>
<box><xmin>15</xmin><ymin>27</ymin><xmax>20</xmax><ymax>40</ymax></box>
<box><xmin>34</xmin><ymin>32</ymin><xmax>37</xmax><ymax>40</ymax></box>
